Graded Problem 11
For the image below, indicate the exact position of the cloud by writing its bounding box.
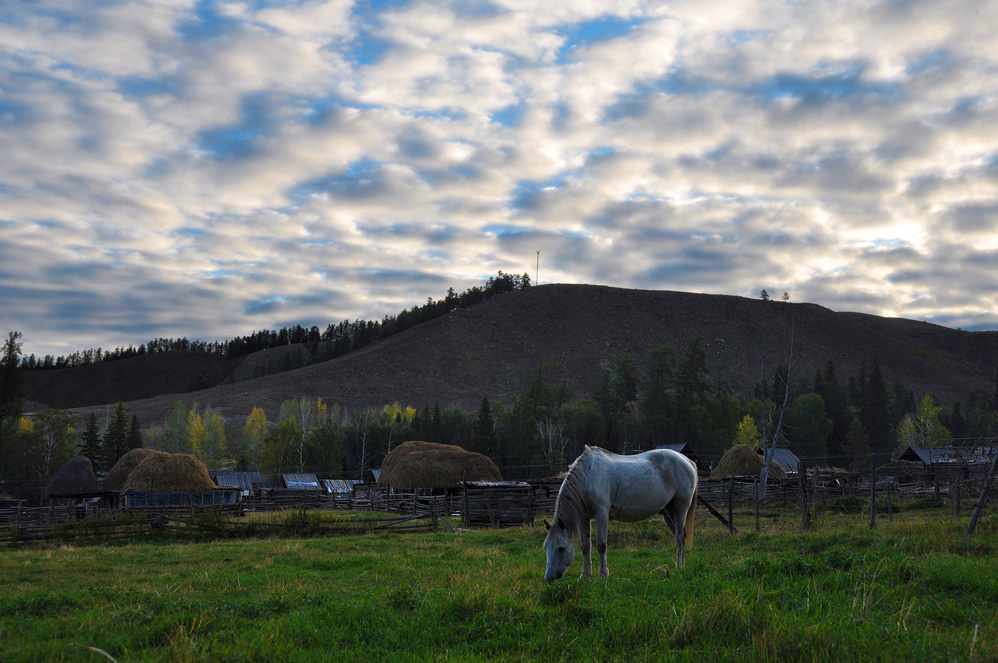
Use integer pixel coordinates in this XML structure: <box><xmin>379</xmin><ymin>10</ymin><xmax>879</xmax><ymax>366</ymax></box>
<box><xmin>1</xmin><ymin>0</ymin><xmax>996</xmax><ymax>358</ymax></box>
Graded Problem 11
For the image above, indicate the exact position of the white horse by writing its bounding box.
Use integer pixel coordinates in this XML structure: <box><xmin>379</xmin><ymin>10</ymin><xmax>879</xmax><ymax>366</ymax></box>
<box><xmin>543</xmin><ymin>446</ymin><xmax>698</xmax><ymax>582</ymax></box>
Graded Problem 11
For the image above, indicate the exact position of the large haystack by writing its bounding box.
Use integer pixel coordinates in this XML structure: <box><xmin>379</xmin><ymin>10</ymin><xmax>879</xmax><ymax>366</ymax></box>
<box><xmin>122</xmin><ymin>453</ymin><xmax>216</xmax><ymax>493</ymax></box>
<box><xmin>104</xmin><ymin>448</ymin><xmax>166</xmax><ymax>492</ymax></box>
<box><xmin>46</xmin><ymin>455</ymin><xmax>101</xmax><ymax>499</ymax></box>
<box><xmin>709</xmin><ymin>444</ymin><xmax>788</xmax><ymax>480</ymax></box>
<box><xmin>379</xmin><ymin>441</ymin><xmax>502</xmax><ymax>490</ymax></box>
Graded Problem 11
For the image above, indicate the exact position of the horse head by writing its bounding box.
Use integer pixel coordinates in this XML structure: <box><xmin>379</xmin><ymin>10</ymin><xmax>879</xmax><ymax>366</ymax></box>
<box><xmin>542</xmin><ymin>518</ymin><xmax>574</xmax><ymax>582</ymax></box>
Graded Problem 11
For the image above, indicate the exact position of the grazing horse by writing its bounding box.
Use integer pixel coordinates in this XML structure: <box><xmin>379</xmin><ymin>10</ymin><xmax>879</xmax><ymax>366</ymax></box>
<box><xmin>543</xmin><ymin>446</ymin><xmax>698</xmax><ymax>582</ymax></box>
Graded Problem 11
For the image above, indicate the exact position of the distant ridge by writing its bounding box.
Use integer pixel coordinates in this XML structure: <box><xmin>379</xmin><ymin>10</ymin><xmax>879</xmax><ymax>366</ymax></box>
<box><xmin>24</xmin><ymin>284</ymin><xmax>994</xmax><ymax>423</ymax></box>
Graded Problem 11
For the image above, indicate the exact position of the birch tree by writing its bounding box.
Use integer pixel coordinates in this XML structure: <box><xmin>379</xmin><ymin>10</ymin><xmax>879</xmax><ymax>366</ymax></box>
<box><xmin>758</xmin><ymin>308</ymin><xmax>803</xmax><ymax>498</ymax></box>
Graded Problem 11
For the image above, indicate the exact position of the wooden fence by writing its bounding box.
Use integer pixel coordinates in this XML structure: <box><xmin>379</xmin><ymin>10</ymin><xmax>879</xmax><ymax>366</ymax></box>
<box><xmin>4</xmin><ymin>460</ymin><xmax>995</xmax><ymax>545</ymax></box>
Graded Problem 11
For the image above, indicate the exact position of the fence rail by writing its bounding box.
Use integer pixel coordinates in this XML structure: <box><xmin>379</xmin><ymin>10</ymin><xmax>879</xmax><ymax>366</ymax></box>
<box><xmin>3</xmin><ymin>459</ymin><xmax>995</xmax><ymax>545</ymax></box>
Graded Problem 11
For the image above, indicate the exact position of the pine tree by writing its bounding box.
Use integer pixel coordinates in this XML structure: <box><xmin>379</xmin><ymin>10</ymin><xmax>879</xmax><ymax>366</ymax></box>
<box><xmin>639</xmin><ymin>345</ymin><xmax>676</xmax><ymax>447</ymax></box>
<box><xmin>79</xmin><ymin>411</ymin><xmax>103</xmax><ymax>469</ymax></box>
<box><xmin>842</xmin><ymin>414</ymin><xmax>871</xmax><ymax>470</ymax></box>
<box><xmin>862</xmin><ymin>359</ymin><xmax>890</xmax><ymax>453</ymax></box>
<box><xmin>127</xmin><ymin>415</ymin><xmax>143</xmax><ymax>450</ymax></box>
<box><xmin>474</xmin><ymin>397</ymin><xmax>498</xmax><ymax>456</ymax></box>
<box><xmin>104</xmin><ymin>402</ymin><xmax>130</xmax><ymax>469</ymax></box>
<box><xmin>0</xmin><ymin>331</ymin><xmax>24</xmax><ymax>421</ymax></box>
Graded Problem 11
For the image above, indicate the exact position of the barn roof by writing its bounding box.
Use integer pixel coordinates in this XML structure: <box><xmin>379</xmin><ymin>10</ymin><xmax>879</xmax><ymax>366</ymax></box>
<box><xmin>757</xmin><ymin>447</ymin><xmax>800</xmax><ymax>474</ymax></box>
<box><xmin>323</xmin><ymin>479</ymin><xmax>360</xmax><ymax>495</ymax></box>
<box><xmin>212</xmin><ymin>471</ymin><xmax>265</xmax><ymax>492</ymax></box>
<box><xmin>282</xmin><ymin>473</ymin><xmax>321</xmax><ymax>490</ymax></box>
<box><xmin>897</xmin><ymin>446</ymin><xmax>994</xmax><ymax>465</ymax></box>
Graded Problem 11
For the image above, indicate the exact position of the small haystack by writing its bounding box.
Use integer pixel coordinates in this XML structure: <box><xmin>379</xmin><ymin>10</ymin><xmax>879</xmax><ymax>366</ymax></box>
<box><xmin>104</xmin><ymin>448</ymin><xmax>166</xmax><ymax>492</ymax></box>
<box><xmin>122</xmin><ymin>453</ymin><xmax>216</xmax><ymax>493</ymax></box>
<box><xmin>379</xmin><ymin>441</ymin><xmax>502</xmax><ymax>490</ymax></box>
<box><xmin>709</xmin><ymin>444</ymin><xmax>788</xmax><ymax>480</ymax></box>
<box><xmin>46</xmin><ymin>455</ymin><xmax>101</xmax><ymax>499</ymax></box>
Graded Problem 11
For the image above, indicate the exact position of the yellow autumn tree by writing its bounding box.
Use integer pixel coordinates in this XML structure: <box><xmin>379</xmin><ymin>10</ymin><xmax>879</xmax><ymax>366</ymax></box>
<box><xmin>187</xmin><ymin>407</ymin><xmax>208</xmax><ymax>460</ymax></box>
<box><xmin>243</xmin><ymin>407</ymin><xmax>268</xmax><ymax>464</ymax></box>
<box><xmin>382</xmin><ymin>402</ymin><xmax>417</xmax><ymax>425</ymax></box>
<box><xmin>732</xmin><ymin>414</ymin><xmax>761</xmax><ymax>448</ymax></box>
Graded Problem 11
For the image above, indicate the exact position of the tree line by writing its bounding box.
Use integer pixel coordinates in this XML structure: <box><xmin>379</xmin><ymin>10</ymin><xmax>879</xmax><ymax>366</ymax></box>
<box><xmin>3</xmin><ymin>326</ymin><xmax>996</xmax><ymax>502</ymax></box>
<box><xmin>138</xmin><ymin>350</ymin><xmax>996</xmax><ymax>481</ymax></box>
<box><xmin>19</xmin><ymin>271</ymin><xmax>531</xmax><ymax>371</ymax></box>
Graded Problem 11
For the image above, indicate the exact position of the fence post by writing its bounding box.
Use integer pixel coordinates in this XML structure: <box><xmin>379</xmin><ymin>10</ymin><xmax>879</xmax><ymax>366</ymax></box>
<box><xmin>462</xmin><ymin>474</ymin><xmax>469</xmax><ymax>528</ymax></box>
<box><xmin>754</xmin><ymin>476</ymin><xmax>760</xmax><ymax>532</ymax></box>
<box><xmin>887</xmin><ymin>481</ymin><xmax>894</xmax><ymax>523</ymax></box>
<box><xmin>870</xmin><ymin>456</ymin><xmax>876</xmax><ymax>529</ymax></box>
<box><xmin>799</xmin><ymin>461</ymin><xmax>809</xmax><ymax>531</ymax></box>
<box><xmin>727</xmin><ymin>477</ymin><xmax>735</xmax><ymax>535</ymax></box>
<box><xmin>953</xmin><ymin>476</ymin><xmax>960</xmax><ymax>519</ymax></box>
<box><xmin>968</xmin><ymin>450</ymin><xmax>998</xmax><ymax>537</ymax></box>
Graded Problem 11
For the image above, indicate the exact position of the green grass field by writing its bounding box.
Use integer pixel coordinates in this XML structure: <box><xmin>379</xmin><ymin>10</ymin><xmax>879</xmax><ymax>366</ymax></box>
<box><xmin>2</xmin><ymin>507</ymin><xmax>997</xmax><ymax>662</ymax></box>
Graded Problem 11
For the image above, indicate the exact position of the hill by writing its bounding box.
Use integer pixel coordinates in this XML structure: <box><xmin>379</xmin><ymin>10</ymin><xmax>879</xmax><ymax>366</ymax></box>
<box><xmin>35</xmin><ymin>284</ymin><xmax>992</xmax><ymax>425</ymax></box>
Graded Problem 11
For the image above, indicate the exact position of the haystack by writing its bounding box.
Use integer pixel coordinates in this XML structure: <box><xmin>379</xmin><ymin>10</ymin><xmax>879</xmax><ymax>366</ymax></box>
<box><xmin>122</xmin><ymin>453</ymin><xmax>216</xmax><ymax>493</ymax></box>
<box><xmin>45</xmin><ymin>455</ymin><xmax>101</xmax><ymax>499</ymax></box>
<box><xmin>103</xmin><ymin>448</ymin><xmax>166</xmax><ymax>492</ymax></box>
<box><xmin>709</xmin><ymin>444</ymin><xmax>787</xmax><ymax>480</ymax></box>
<box><xmin>379</xmin><ymin>441</ymin><xmax>502</xmax><ymax>490</ymax></box>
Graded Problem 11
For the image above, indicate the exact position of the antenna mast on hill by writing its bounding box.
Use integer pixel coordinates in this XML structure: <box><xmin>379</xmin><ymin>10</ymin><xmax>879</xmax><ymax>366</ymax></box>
<box><xmin>536</xmin><ymin>250</ymin><xmax>540</xmax><ymax>286</ymax></box>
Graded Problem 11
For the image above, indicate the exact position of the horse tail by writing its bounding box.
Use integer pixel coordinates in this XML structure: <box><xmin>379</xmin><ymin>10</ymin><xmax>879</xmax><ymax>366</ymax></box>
<box><xmin>684</xmin><ymin>484</ymin><xmax>697</xmax><ymax>549</ymax></box>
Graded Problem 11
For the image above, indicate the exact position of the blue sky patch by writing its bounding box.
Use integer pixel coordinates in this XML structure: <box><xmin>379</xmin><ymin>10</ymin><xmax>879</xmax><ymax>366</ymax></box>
<box><xmin>195</xmin><ymin>92</ymin><xmax>279</xmax><ymax>158</ymax></box>
<box><xmin>555</xmin><ymin>16</ymin><xmax>647</xmax><ymax>63</ymax></box>
<box><xmin>490</xmin><ymin>102</ymin><xmax>524</xmax><ymax>128</ymax></box>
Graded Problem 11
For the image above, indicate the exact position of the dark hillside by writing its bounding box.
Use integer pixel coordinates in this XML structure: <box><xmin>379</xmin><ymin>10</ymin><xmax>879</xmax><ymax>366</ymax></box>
<box><xmin>60</xmin><ymin>284</ymin><xmax>995</xmax><ymax>424</ymax></box>
<box><xmin>22</xmin><ymin>352</ymin><xmax>237</xmax><ymax>409</ymax></box>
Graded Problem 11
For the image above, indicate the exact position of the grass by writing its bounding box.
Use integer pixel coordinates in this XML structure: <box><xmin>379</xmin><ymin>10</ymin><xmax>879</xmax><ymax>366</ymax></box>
<box><xmin>2</xmin><ymin>507</ymin><xmax>997</xmax><ymax>662</ymax></box>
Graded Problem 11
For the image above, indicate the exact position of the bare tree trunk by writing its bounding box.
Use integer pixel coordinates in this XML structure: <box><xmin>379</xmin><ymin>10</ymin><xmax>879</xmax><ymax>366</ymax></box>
<box><xmin>759</xmin><ymin>310</ymin><xmax>798</xmax><ymax>499</ymax></box>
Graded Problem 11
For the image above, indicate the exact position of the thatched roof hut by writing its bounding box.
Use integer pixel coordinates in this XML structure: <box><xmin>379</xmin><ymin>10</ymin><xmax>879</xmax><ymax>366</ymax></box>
<box><xmin>45</xmin><ymin>455</ymin><xmax>101</xmax><ymax>499</ymax></box>
<box><xmin>104</xmin><ymin>448</ymin><xmax>165</xmax><ymax>492</ymax></box>
<box><xmin>379</xmin><ymin>441</ymin><xmax>502</xmax><ymax>490</ymax></box>
<box><xmin>709</xmin><ymin>444</ymin><xmax>788</xmax><ymax>480</ymax></box>
<box><xmin>122</xmin><ymin>453</ymin><xmax>216</xmax><ymax>493</ymax></box>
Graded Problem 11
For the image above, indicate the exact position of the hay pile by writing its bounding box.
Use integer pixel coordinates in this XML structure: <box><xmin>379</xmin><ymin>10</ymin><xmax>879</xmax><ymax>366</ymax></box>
<box><xmin>709</xmin><ymin>444</ymin><xmax>787</xmax><ymax>480</ymax></box>
<box><xmin>45</xmin><ymin>455</ymin><xmax>101</xmax><ymax>499</ymax></box>
<box><xmin>379</xmin><ymin>441</ymin><xmax>502</xmax><ymax>490</ymax></box>
<box><xmin>122</xmin><ymin>453</ymin><xmax>216</xmax><ymax>493</ymax></box>
<box><xmin>103</xmin><ymin>448</ymin><xmax>166</xmax><ymax>492</ymax></box>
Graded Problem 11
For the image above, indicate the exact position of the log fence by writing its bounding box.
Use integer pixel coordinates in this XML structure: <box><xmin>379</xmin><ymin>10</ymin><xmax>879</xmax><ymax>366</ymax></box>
<box><xmin>4</xmin><ymin>457</ymin><xmax>996</xmax><ymax>545</ymax></box>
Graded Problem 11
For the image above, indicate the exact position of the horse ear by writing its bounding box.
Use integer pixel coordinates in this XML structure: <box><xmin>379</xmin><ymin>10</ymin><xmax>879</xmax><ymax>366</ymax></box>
<box><xmin>543</xmin><ymin>520</ymin><xmax>551</xmax><ymax>531</ymax></box>
<box><xmin>556</xmin><ymin>518</ymin><xmax>566</xmax><ymax>530</ymax></box>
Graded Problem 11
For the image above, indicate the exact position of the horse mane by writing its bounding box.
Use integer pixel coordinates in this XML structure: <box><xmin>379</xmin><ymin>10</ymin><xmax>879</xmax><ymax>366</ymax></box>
<box><xmin>553</xmin><ymin>446</ymin><xmax>597</xmax><ymax>526</ymax></box>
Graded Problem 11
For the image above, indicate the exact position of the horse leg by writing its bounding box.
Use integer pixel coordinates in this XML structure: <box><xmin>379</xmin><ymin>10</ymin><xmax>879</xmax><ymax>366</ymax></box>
<box><xmin>670</xmin><ymin>502</ymin><xmax>688</xmax><ymax>568</ymax></box>
<box><xmin>578</xmin><ymin>519</ymin><xmax>593</xmax><ymax>579</ymax></box>
<box><xmin>595</xmin><ymin>509</ymin><xmax>610</xmax><ymax>579</ymax></box>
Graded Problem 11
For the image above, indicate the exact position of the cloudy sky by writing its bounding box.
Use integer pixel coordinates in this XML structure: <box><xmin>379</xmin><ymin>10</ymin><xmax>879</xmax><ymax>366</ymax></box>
<box><xmin>2</xmin><ymin>0</ymin><xmax>996</xmax><ymax>359</ymax></box>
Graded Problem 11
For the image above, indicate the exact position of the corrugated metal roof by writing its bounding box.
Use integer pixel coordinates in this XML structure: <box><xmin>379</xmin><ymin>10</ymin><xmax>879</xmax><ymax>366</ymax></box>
<box><xmin>898</xmin><ymin>446</ymin><xmax>995</xmax><ymax>465</ymax></box>
<box><xmin>756</xmin><ymin>447</ymin><xmax>800</xmax><ymax>473</ymax></box>
<box><xmin>211</xmin><ymin>471</ymin><xmax>264</xmax><ymax>491</ymax></box>
<box><xmin>323</xmin><ymin>479</ymin><xmax>360</xmax><ymax>495</ymax></box>
<box><xmin>770</xmin><ymin>448</ymin><xmax>800</xmax><ymax>473</ymax></box>
<box><xmin>282</xmin><ymin>473</ymin><xmax>321</xmax><ymax>490</ymax></box>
